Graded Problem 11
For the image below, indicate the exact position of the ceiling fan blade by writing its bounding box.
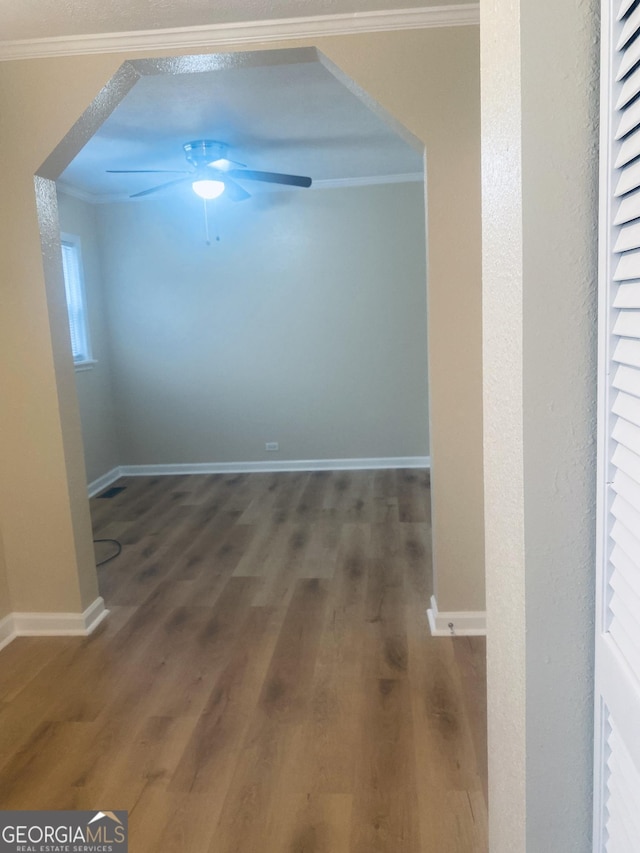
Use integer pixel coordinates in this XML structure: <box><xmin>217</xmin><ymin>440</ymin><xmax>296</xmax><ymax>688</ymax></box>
<box><xmin>228</xmin><ymin>169</ymin><xmax>312</xmax><ymax>188</ymax></box>
<box><xmin>107</xmin><ymin>169</ymin><xmax>190</xmax><ymax>174</ymax></box>
<box><xmin>222</xmin><ymin>177</ymin><xmax>251</xmax><ymax>202</ymax></box>
<box><xmin>129</xmin><ymin>177</ymin><xmax>191</xmax><ymax>198</ymax></box>
<box><xmin>207</xmin><ymin>157</ymin><xmax>246</xmax><ymax>171</ymax></box>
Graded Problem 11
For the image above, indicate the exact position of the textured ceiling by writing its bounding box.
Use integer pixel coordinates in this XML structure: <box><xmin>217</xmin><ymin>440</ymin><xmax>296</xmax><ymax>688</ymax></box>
<box><xmin>1</xmin><ymin>0</ymin><xmax>464</xmax><ymax>41</ymax></box>
<box><xmin>59</xmin><ymin>56</ymin><xmax>424</xmax><ymax>200</ymax></box>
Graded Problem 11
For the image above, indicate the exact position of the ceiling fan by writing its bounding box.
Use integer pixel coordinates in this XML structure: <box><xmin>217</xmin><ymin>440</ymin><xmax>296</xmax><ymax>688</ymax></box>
<box><xmin>107</xmin><ymin>139</ymin><xmax>313</xmax><ymax>202</ymax></box>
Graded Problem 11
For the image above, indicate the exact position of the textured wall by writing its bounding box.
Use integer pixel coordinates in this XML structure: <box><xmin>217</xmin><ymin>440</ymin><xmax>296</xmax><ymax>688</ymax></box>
<box><xmin>482</xmin><ymin>0</ymin><xmax>599</xmax><ymax>849</ymax></box>
<box><xmin>480</xmin><ymin>0</ymin><xmax>526</xmax><ymax>846</ymax></box>
<box><xmin>97</xmin><ymin>183</ymin><xmax>428</xmax><ymax>466</ymax></box>
<box><xmin>57</xmin><ymin>191</ymin><xmax>121</xmax><ymax>483</ymax></box>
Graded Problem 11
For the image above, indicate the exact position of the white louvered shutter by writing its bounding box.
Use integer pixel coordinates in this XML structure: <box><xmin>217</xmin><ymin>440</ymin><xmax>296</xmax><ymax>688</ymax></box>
<box><xmin>595</xmin><ymin>2</ymin><xmax>640</xmax><ymax>850</ymax></box>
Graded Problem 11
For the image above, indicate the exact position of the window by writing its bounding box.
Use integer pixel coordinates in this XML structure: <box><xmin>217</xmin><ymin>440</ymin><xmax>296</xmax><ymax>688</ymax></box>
<box><xmin>60</xmin><ymin>235</ymin><xmax>92</xmax><ymax>367</ymax></box>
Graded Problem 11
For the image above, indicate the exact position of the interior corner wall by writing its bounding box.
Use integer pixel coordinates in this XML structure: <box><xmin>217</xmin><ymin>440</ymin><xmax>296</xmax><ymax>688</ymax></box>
<box><xmin>0</xmin><ymin>527</ymin><xmax>11</xmax><ymax>621</ymax></box>
<box><xmin>96</xmin><ymin>182</ymin><xmax>428</xmax><ymax>466</ymax></box>
<box><xmin>481</xmin><ymin>0</ymin><xmax>598</xmax><ymax>850</ymax></box>
<box><xmin>0</xmin><ymin>23</ymin><xmax>483</xmax><ymax>619</ymax></box>
<box><xmin>57</xmin><ymin>191</ymin><xmax>120</xmax><ymax>483</ymax></box>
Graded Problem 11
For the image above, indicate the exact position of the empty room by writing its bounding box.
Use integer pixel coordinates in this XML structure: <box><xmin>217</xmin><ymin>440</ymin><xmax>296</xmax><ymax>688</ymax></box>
<box><xmin>1</xmin><ymin>0</ymin><xmax>617</xmax><ymax>848</ymax></box>
<box><xmin>0</xmin><ymin>18</ymin><xmax>488</xmax><ymax>853</ymax></box>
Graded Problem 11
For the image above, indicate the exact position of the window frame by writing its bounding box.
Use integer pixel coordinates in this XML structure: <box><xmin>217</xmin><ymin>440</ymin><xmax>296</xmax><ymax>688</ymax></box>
<box><xmin>60</xmin><ymin>232</ymin><xmax>95</xmax><ymax>370</ymax></box>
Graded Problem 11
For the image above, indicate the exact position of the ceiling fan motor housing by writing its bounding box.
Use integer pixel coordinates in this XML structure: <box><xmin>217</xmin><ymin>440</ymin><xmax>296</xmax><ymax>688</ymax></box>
<box><xmin>183</xmin><ymin>140</ymin><xmax>228</xmax><ymax>168</ymax></box>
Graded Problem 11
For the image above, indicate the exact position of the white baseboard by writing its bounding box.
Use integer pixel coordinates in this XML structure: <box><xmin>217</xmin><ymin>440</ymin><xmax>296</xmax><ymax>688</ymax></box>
<box><xmin>118</xmin><ymin>456</ymin><xmax>430</xmax><ymax>477</ymax></box>
<box><xmin>88</xmin><ymin>467</ymin><xmax>122</xmax><ymax>497</ymax></box>
<box><xmin>427</xmin><ymin>594</ymin><xmax>486</xmax><ymax>637</ymax></box>
<box><xmin>88</xmin><ymin>458</ymin><xmax>430</xmax><ymax>493</ymax></box>
<box><xmin>0</xmin><ymin>597</ymin><xmax>109</xmax><ymax>651</ymax></box>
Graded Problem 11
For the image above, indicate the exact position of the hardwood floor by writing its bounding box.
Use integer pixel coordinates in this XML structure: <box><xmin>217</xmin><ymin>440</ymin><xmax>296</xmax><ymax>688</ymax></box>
<box><xmin>0</xmin><ymin>470</ymin><xmax>487</xmax><ymax>852</ymax></box>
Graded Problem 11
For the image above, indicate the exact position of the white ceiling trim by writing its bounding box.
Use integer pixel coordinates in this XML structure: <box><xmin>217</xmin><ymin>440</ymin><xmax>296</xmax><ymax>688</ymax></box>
<box><xmin>57</xmin><ymin>172</ymin><xmax>424</xmax><ymax>204</ymax></box>
<box><xmin>56</xmin><ymin>183</ymin><xmax>98</xmax><ymax>204</ymax></box>
<box><xmin>0</xmin><ymin>5</ymin><xmax>479</xmax><ymax>62</ymax></box>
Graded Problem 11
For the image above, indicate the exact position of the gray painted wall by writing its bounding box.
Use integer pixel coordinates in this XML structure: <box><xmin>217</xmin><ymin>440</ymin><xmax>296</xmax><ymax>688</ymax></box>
<box><xmin>95</xmin><ymin>181</ymin><xmax>429</xmax><ymax>466</ymax></box>
<box><xmin>481</xmin><ymin>0</ymin><xmax>598</xmax><ymax>849</ymax></box>
<box><xmin>57</xmin><ymin>191</ymin><xmax>120</xmax><ymax>484</ymax></box>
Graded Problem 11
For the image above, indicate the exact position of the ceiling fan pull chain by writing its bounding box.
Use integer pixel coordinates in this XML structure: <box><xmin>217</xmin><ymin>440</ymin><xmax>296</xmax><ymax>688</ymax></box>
<box><xmin>203</xmin><ymin>199</ymin><xmax>221</xmax><ymax>245</ymax></box>
<box><xmin>203</xmin><ymin>198</ymin><xmax>211</xmax><ymax>246</ymax></box>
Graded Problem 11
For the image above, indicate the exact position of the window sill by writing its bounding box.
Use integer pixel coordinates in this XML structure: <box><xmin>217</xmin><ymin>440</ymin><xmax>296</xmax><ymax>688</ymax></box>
<box><xmin>74</xmin><ymin>360</ymin><xmax>97</xmax><ymax>372</ymax></box>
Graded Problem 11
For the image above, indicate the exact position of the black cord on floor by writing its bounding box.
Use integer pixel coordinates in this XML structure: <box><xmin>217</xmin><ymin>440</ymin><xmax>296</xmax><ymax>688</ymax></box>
<box><xmin>94</xmin><ymin>538</ymin><xmax>122</xmax><ymax>566</ymax></box>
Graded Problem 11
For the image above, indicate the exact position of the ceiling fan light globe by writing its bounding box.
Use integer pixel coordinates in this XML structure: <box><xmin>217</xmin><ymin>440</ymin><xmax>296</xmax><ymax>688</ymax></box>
<box><xmin>192</xmin><ymin>179</ymin><xmax>225</xmax><ymax>199</ymax></box>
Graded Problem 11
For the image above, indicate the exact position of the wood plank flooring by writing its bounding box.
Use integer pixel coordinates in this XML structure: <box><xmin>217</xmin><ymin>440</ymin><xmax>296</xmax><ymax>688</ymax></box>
<box><xmin>0</xmin><ymin>470</ymin><xmax>487</xmax><ymax>852</ymax></box>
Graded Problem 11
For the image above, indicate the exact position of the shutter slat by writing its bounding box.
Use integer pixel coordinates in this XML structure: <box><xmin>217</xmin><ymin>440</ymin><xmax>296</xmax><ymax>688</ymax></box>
<box><xmin>608</xmin><ymin>619</ymin><xmax>640</xmax><ymax>732</ymax></box>
<box><xmin>616</xmin><ymin>96</ymin><xmax>640</xmax><ymax>142</ymax></box>
<box><xmin>618</xmin><ymin>65</ymin><xmax>640</xmax><ymax>111</ymax></box>
<box><xmin>613</xmin><ymin>416</ymin><xmax>640</xmax><ymax>457</ymax></box>
<box><xmin>610</xmin><ymin>775</ymin><xmax>640</xmax><ymax>849</ymax></box>
<box><xmin>612</xmin><ymin>489</ymin><xmax>640</xmax><ymax>532</ymax></box>
<box><xmin>610</xmin><ymin>731</ymin><xmax>640</xmax><ymax>816</ymax></box>
<box><xmin>617</xmin><ymin>4</ymin><xmax>640</xmax><ymax>51</ymax></box>
<box><xmin>612</xmin><ymin>442</ymin><xmax>640</xmax><ymax>488</ymax></box>
<box><xmin>615</xmin><ymin>188</ymin><xmax>640</xmax><ymax>225</ymax></box>
<box><xmin>610</xmin><ymin>728</ymin><xmax>640</xmax><ymax>822</ymax></box>
<box><xmin>611</xmin><ymin>518</ymin><xmax>640</xmax><ymax>570</ymax></box>
<box><xmin>616</xmin><ymin>125</ymin><xmax>640</xmax><ymax>167</ymax></box>
<box><xmin>607</xmin><ymin>770</ymin><xmax>640</xmax><ymax>850</ymax></box>
<box><xmin>610</xmin><ymin>593</ymin><xmax>640</xmax><ymax>658</ymax></box>
<box><xmin>605</xmin><ymin>814</ymin><xmax>633</xmax><ymax>853</ymax></box>
<box><xmin>614</xmin><ymin>157</ymin><xmax>640</xmax><ymax>192</ymax></box>
<box><xmin>617</xmin><ymin>31</ymin><xmax>640</xmax><ymax>81</ymax></box>
<box><xmin>611</xmin><ymin>543</ymin><xmax>640</xmax><ymax>601</ymax></box>
<box><xmin>614</xmin><ymin>249</ymin><xmax>640</xmax><ymax>279</ymax></box>
<box><xmin>606</xmin><ymin>724</ymin><xmax>640</xmax><ymax>851</ymax></box>
<box><xmin>614</xmin><ymin>281</ymin><xmax>640</xmax><ymax>306</ymax></box>
<box><xmin>610</xmin><ymin>582</ymin><xmax>640</xmax><ymax>663</ymax></box>
<box><xmin>611</xmin><ymin>548</ymin><xmax>640</xmax><ymax>608</ymax></box>
<box><xmin>613</xmin><ymin>466</ymin><xmax>640</xmax><ymax>515</ymax></box>
<box><xmin>615</xmin><ymin>220</ymin><xmax>640</xmax><ymax>250</ymax></box>
<box><xmin>609</xmin><ymin>616</ymin><xmax>640</xmax><ymax>676</ymax></box>
<box><xmin>613</xmin><ymin>309</ymin><xmax>640</xmax><ymax>336</ymax></box>
<box><xmin>613</xmin><ymin>390</ymin><xmax>640</xmax><ymax>427</ymax></box>
<box><xmin>618</xmin><ymin>0</ymin><xmax>638</xmax><ymax>21</ymax></box>
<box><xmin>613</xmin><ymin>363</ymin><xmax>640</xmax><ymax>398</ymax></box>
<box><xmin>607</xmin><ymin>791</ymin><xmax>637</xmax><ymax>852</ymax></box>
<box><xmin>613</xmin><ymin>338</ymin><xmax>640</xmax><ymax>367</ymax></box>
<box><xmin>605</xmin><ymin>815</ymin><xmax>633</xmax><ymax>853</ymax></box>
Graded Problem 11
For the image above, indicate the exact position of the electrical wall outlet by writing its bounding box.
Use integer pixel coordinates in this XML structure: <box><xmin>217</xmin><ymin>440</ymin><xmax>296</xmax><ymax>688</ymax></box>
<box><xmin>265</xmin><ymin>442</ymin><xmax>279</xmax><ymax>452</ymax></box>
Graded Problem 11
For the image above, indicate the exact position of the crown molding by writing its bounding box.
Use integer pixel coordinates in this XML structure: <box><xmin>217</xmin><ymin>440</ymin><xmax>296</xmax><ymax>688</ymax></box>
<box><xmin>0</xmin><ymin>5</ymin><xmax>479</xmax><ymax>61</ymax></box>
<box><xmin>56</xmin><ymin>182</ymin><xmax>101</xmax><ymax>204</ymax></box>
